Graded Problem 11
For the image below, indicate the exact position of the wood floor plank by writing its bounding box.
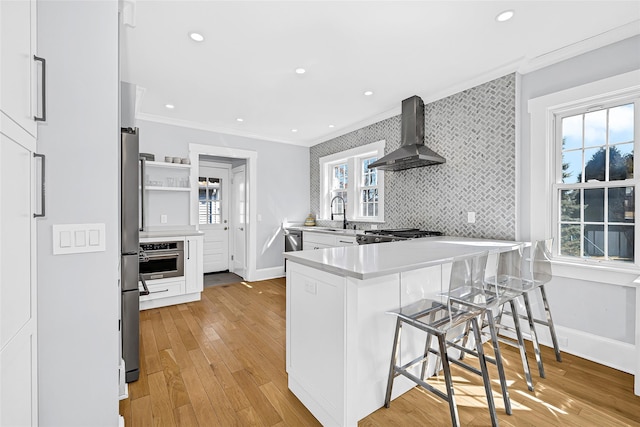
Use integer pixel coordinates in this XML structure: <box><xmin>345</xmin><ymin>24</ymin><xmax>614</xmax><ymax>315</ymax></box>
<box><xmin>141</xmin><ymin>318</ymin><xmax>162</xmax><ymax>374</ymax></box>
<box><xmin>180</xmin><ymin>365</ymin><xmax>221</xmax><ymax>426</ymax></box>
<box><xmin>259</xmin><ymin>381</ymin><xmax>321</xmax><ymax>427</ymax></box>
<box><xmin>147</xmin><ymin>370</ymin><xmax>177</xmax><ymax>427</ymax></box>
<box><xmin>173</xmin><ymin>404</ymin><xmax>199</xmax><ymax>427</ymax></box>
<box><xmin>130</xmin><ymin>395</ymin><xmax>154</xmax><ymax>427</ymax></box>
<box><xmin>231</xmin><ymin>369</ymin><xmax>283</xmax><ymax>426</ymax></box>
<box><xmin>188</xmin><ymin>348</ymin><xmax>244</xmax><ymax>426</ymax></box>
<box><xmin>150</xmin><ymin>310</ymin><xmax>171</xmax><ymax>352</ymax></box>
<box><xmin>121</xmin><ymin>278</ymin><xmax>640</xmax><ymax>427</ymax></box>
<box><xmin>159</xmin><ymin>349</ymin><xmax>191</xmax><ymax>410</ymax></box>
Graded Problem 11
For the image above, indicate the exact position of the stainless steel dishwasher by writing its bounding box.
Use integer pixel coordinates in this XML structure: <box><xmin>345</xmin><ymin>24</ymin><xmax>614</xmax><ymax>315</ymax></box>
<box><xmin>284</xmin><ymin>228</ymin><xmax>302</xmax><ymax>272</ymax></box>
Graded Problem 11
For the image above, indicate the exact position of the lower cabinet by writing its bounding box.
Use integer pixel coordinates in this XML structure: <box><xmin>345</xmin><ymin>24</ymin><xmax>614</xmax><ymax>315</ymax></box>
<box><xmin>139</xmin><ymin>234</ymin><xmax>204</xmax><ymax>310</ymax></box>
<box><xmin>303</xmin><ymin>231</ymin><xmax>358</xmax><ymax>250</ymax></box>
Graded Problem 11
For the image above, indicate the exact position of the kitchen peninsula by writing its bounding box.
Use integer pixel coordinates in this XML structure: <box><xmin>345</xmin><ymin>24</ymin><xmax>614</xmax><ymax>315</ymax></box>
<box><xmin>284</xmin><ymin>236</ymin><xmax>522</xmax><ymax>426</ymax></box>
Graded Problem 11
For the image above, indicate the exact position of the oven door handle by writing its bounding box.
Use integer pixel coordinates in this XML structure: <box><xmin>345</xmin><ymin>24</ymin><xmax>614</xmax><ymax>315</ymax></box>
<box><xmin>144</xmin><ymin>252</ymin><xmax>181</xmax><ymax>259</ymax></box>
<box><xmin>139</xmin><ymin>273</ymin><xmax>150</xmax><ymax>296</ymax></box>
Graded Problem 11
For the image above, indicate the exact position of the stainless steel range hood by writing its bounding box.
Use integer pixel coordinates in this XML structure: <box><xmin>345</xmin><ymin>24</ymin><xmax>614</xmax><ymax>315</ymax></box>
<box><xmin>368</xmin><ymin>95</ymin><xmax>445</xmax><ymax>171</ymax></box>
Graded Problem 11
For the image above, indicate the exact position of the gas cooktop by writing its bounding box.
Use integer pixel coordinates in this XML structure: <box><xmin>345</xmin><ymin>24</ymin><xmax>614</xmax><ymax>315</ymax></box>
<box><xmin>356</xmin><ymin>228</ymin><xmax>442</xmax><ymax>245</ymax></box>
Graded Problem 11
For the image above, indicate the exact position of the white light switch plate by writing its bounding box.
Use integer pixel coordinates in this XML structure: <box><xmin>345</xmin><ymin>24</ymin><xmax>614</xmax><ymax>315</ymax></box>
<box><xmin>53</xmin><ymin>223</ymin><xmax>106</xmax><ymax>254</ymax></box>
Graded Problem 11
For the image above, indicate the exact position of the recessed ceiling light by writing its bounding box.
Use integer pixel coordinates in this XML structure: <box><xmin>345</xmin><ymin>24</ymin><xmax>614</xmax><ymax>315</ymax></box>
<box><xmin>236</xmin><ymin>118</ymin><xmax>244</xmax><ymax>122</ymax></box>
<box><xmin>165</xmin><ymin>104</ymin><xmax>175</xmax><ymax>109</ymax></box>
<box><xmin>328</xmin><ymin>124</ymin><xmax>335</xmax><ymax>128</ymax></box>
<box><xmin>295</xmin><ymin>68</ymin><xmax>306</xmax><ymax>74</ymax></box>
<box><xmin>291</xmin><ymin>129</ymin><xmax>298</xmax><ymax>133</ymax></box>
<box><xmin>189</xmin><ymin>32</ymin><xmax>205</xmax><ymax>42</ymax></box>
<box><xmin>496</xmin><ymin>10</ymin><xmax>514</xmax><ymax>22</ymax></box>
<box><xmin>364</xmin><ymin>90</ymin><xmax>374</xmax><ymax>96</ymax></box>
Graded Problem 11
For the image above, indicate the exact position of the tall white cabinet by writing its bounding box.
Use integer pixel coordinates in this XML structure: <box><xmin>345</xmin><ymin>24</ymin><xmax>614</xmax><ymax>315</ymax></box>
<box><xmin>0</xmin><ymin>0</ymin><xmax>39</xmax><ymax>425</ymax></box>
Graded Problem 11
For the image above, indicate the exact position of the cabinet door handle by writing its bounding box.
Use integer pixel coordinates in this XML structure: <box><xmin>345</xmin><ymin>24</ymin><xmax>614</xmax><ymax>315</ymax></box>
<box><xmin>139</xmin><ymin>157</ymin><xmax>146</xmax><ymax>231</ymax></box>
<box><xmin>187</xmin><ymin>240</ymin><xmax>190</xmax><ymax>260</ymax></box>
<box><xmin>33</xmin><ymin>153</ymin><xmax>46</xmax><ymax>218</ymax></box>
<box><xmin>338</xmin><ymin>240</ymin><xmax>353</xmax><ymax>244</ymax></box>
<box><xmin>33</xmin><ymin>56</ymin><xmax>46</xmax><ymax>122</ymax></box>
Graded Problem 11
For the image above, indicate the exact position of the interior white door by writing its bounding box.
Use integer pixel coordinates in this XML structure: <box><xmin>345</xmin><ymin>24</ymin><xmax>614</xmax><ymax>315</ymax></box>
<box><xmin>0</xmin><ymin>124</ymin><xmax>37</xmax><ymax>426</ymax></box>
<box><xmin>231</xmin><ymin>165</ymin><xmax>246</xmax><ymax>278</ymax></box>
<box><xmin>199</xmin><ymin>164</ymin><xmax>230</xmax><ymax>273</ymax></box>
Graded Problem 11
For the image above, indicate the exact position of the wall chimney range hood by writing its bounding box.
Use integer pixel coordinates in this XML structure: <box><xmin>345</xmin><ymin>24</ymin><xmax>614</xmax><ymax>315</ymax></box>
<box><xmin>368</xmin><ymin>95</ymin><xmax>445</xmax><ymax>171</ymax></box>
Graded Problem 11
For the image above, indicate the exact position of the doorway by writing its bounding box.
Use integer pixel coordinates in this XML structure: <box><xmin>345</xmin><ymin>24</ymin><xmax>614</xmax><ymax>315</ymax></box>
<box><xmin>190</xmin><ymin>144</ymin><xmax>255</xmax><ymax>280</ymax></box>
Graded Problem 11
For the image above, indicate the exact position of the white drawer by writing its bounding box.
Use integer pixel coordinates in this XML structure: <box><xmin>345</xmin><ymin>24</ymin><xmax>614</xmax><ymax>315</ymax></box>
<box><xmin>139</xmin><ymin>279</ymin><xmax>185</xmax><ymax>302</ymax></box>
<box><xmin>303</xmin><ymin>231</ymin><xmax>336</xmax><ymax>246</ymax></box>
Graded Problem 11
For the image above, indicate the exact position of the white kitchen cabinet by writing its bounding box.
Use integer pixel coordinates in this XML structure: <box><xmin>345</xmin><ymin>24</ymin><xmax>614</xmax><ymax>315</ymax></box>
<box><xmin>185</xmin><ymin>235</ymin><xmax>204</xmax><ymax>294</ymax></box>
<box><xmin>303</xmin><ymin>231</ymin><xmax>358</xmax><ymax>250</ymax></box>
<box><xmin>139</xmin><ymin>234</ymin><xmax>204</xmax><ymax>310</ymax></box>
<box><xmin>1</xmin><ymin>0</ymin><xmax>39</xmax><ymax>137</ymax></box>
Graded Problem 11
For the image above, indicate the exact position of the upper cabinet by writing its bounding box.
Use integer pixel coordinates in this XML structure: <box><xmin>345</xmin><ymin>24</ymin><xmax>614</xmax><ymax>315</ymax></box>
<box><xmin>0</xmin><ymin>0</ymin><xmax>40</xmax><ymax>137</ymax></box>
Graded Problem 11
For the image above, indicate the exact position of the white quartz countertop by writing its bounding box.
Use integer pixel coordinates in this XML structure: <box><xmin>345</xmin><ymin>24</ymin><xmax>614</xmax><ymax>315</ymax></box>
<box><xmin>284</xmin><ymin>236</ymin><xmax>523</xmax><ymax>280</ymax></box>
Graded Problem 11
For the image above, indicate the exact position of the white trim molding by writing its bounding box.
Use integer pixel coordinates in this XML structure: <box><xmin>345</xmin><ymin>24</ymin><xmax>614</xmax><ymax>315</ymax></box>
<box><xmin>189</xmin><ymin>143</ymin><xmax>259</xmax><ymax>281</ymax></box>
<box><xmin>528</xmin><ymin>69</ymin><xmax>640</xmax><ymax>396</ymax></box>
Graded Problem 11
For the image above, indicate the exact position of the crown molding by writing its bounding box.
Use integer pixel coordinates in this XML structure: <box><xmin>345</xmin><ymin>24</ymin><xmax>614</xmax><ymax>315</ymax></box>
<box><xmin>518</xmin><ymin>20</ymin><xmax>640</xmax><ymax>74</ymax></box>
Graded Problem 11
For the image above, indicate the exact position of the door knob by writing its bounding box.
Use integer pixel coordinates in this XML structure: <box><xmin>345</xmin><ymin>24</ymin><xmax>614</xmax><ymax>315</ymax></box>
<box><xmin>239</xmin><ymin>227</ymin><xmax>244</xmax><ymax>231</ymax></box>
<box><xmin>224</xmin><ymin>227</ymin><xmax>228</xmax><ymax>230</ymax></box>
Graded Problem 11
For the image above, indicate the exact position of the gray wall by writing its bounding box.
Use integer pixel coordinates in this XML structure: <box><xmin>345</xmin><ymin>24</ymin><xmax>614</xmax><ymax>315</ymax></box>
<box><xmin>519</xmin><ymin>35</ymin><xmax>640</xmax><ymax>345</ymax></box>
<box><xmin>37</xmin><ymin>1</ymin><xmax>120</xmax><ymax>425</ymax></box>
<box><xmin>137</xmin><ymin>119</ymin><xmax>310</xmax><ymax>270</ymax></box>
<box><xmin>311</xmin><ymin>74</ymin><xmax>516</xmax><ymax>240</ymax></box>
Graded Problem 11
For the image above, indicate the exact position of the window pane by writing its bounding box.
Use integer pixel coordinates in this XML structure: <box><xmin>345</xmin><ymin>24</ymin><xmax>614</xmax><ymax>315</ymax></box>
<box><xmin>583</xmin><ymin>224</ymin><xmax>605</xmax><ymax>258</ymax></box>
<box><xmin>608</xmin><ymin>187</ymin><xmax>634</xmax><ymax>223</ymax></box>
<box><xmin>562</xmin><ymin>150</ymin><xmax>582</xmax><ymax>183</ymax></box>
<box><xmin>333</xmin><ymin>164</ymin><xmax>348</xmax><ymax>190</ymax></box>
<box><xmin>562</xmin><ymin>115</ymin><xmax>583</xmax><ymax>151</ymax></box>
<box><xmin>583</xmin><ymin>188</ymin><xmax>604</xmax><ymax>222</ymax></box>
<box><xmin>560</xmin><ymin>189</ymin><xmax>580</xmax><ymax>221</ymax></box>
<box><xmin>584</xmin><ymin>147</ymin><xmax>606</xmax><ymax>182</ymax></box>
<box><xmin>584</xmin><ymin>109</ymin><xmax>607</xmax><ymax>147</ymax></box>
<box><xmin>609</xmin><ymin>103</ymin><xmax>634</xmax><ymax>144</ymax></box>
<box><xmin>560</xmin><ymin>224</ymin><xmax>580</xmax><ymax>257</ymax></box>
<box><xmin>608</xmin><ymin>225</ymin><xmax>634</xmax><ymax>261</ymax></box>
<box><xmin>610</xmin><ymin>143</ymin><xmax>633</xmax><ymax>180</ymax></box>
<box><xmin>199</xmin><ymin>188</ymin><xmax>207</xmax><ymax>201</ymax></box>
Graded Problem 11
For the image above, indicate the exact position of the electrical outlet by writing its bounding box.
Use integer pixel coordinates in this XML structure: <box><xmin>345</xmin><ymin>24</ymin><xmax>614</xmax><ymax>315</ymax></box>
<box><xmin>370</xmin><ymin>224</ymin><xmax>378</xmax><ymax>230</ymax></box>
<box><xmin>160</xmin><ymin>214</ymin><xmax>167</xmax><ymax>224</ymax></box>
<box><xmin>467</xmin><ymin>212</ymin><xmax>476</xmax><ymax>223</ymax></box>
<box><xmin>304</xmin><ymin>281</ymin><xmax>317</xmax><ymax>295</ymax></box>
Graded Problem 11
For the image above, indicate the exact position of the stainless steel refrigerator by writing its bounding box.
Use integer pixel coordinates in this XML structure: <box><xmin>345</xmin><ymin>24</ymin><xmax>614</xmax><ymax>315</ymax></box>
<box><xmin>121</xmin><ymin>127</ymin><xmax>141</xmax><ymax>383</ymax></box>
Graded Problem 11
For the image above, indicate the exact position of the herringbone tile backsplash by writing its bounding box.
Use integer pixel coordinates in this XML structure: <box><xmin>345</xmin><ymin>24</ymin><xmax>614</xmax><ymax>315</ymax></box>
<box><xmin>310</xmin><ymin>73</ymin><xmax>516</xmax><ymax>240</ymax></box>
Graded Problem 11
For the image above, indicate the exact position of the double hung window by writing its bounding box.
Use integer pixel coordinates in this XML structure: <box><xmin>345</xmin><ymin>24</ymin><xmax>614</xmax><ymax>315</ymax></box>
<box><xmin>319</xmin><ymin>140</ymin><xmax>385</xmax><ymax>222</ymax></box>
<box><xmin>555</xmin><ymin>98</ymin><xmax>638</xmax><ymax>264</ymax></box>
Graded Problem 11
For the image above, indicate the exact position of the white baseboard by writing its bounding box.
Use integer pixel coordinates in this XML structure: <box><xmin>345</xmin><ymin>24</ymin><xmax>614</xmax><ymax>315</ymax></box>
<box><xmin>249</xmin><ymin>266</ymin><xmax>284</xmax><ymax>282</ymax></box>
<box><xmin>549</xmin><ymin>325</ymin><xmax>635</xmax><ymax>375</ymax></box>
<box><xmin>500</xmin><ymin>319</ymin><xmax>635</xmax><ymax>375</ymax></box>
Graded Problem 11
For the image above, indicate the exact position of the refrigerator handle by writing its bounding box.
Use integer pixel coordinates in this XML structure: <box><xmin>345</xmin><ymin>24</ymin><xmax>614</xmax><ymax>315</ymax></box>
<box><xmin>139</xmin><ymin>157</ymin><xmax>146</xmax><ymax>231</ymax></box>
<box><xmin>33</xmin><ymin>153</ymin><xmax>46</xmax><ymax>218</ymax></box>
<box><xmin>139</xmin><ymin>273</ymin><xmax>150</xmax><ymax>296</ymax></box>
<box><xmin>33</xmin><ymin>55</ymin><xmax>46</xmax><ymax>122</ymax></box>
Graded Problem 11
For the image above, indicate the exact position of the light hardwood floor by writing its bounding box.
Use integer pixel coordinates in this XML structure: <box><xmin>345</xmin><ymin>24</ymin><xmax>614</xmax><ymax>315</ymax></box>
<box><xmin>120</xmin><ymin>278</ymin><xmax>640</xmax><ymax>426</ymax></box>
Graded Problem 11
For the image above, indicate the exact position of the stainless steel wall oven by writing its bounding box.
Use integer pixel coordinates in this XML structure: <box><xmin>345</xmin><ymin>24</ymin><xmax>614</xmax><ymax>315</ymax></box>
<box><xmin>139</xmin><ymin>241</ymin><xmax>184</xmax><ymax>281</ymax></box>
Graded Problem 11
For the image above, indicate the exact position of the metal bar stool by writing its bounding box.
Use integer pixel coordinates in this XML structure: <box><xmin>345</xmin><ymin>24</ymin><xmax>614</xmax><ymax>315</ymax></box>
<box><xmin>484</xmin><ymin>244</ymin><xmax>539</xmax><ymax>391</ymax></box>
<box><xmin>384</xmin><ymin>251</ymin><xmax>500</xmax><ymax>427</ymax></box>
<box><xmin>519</xmin><ymin>238</ymin><xmax>562</xmax><ymax>363</ymax></box>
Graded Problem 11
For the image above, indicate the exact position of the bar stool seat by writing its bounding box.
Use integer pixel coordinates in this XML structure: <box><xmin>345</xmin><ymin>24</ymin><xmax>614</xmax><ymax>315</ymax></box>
<box><xmin>384</xmin><ymin>251</ymin><xmax>501</xmax><ymax>427</ymax></box>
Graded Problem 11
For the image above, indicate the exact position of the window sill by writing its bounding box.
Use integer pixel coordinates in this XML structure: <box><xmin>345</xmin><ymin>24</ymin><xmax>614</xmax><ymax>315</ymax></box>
<box><xmin>551</xmin><ymin>258</ymin><xmax>640</xmax><ymax>288</ymax></box>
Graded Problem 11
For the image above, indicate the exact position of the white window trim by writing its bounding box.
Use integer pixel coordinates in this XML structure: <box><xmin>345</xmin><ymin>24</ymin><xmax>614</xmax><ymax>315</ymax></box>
<box><xmin>528</xmin><ymin>69</ymin><xmax>640</xmax><ymax>283</ymax></box>
<box><xmin>319</xmin><ymin>140</ymin><xmax>385</xmax><ymax>222</ymax></box>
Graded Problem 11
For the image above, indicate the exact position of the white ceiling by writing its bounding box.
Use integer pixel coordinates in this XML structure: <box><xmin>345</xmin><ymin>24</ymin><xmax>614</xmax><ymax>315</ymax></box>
<box><xmin>120</xmin><ymin>1</ymin><xmax>640</xmax><ymax>147</ymax></box>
